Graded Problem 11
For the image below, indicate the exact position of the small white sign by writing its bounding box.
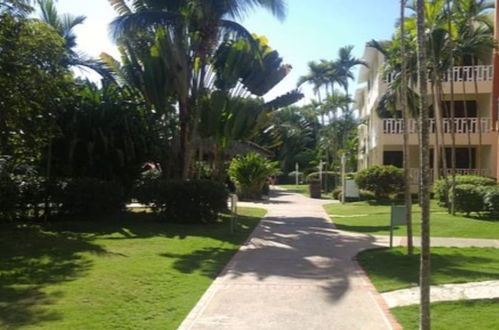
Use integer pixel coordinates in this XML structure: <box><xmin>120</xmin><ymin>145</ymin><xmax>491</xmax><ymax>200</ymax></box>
<box><xmin>345</xmin><ymin>180</ymin><xmax>360</xmax><ymax>198</ymax></box>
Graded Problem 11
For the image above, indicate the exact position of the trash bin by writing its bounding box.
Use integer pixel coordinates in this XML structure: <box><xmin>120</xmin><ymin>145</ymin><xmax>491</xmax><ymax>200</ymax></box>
<box><xmin>309</xmin><ymin>179</ymin><xmax>321</xmax><ymax>199</ymax></box>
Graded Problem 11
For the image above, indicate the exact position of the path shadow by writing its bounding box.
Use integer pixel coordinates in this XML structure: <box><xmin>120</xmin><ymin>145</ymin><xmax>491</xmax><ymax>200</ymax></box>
<box><xmin>0</xmin><ymin>223</ymin><xmax>107</xmax><ymax>328</ymax></box>
<box><xmin>163</xmin><ymin>215</ymin><xmax>382</xmax><ymax>302</ymax></box>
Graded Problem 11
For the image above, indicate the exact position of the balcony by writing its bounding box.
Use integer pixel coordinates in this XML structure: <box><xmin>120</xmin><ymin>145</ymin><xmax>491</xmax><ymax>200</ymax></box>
<box><xmin>382</xmin><ymin>118</ymin><xmax>494</xmax><ymax>135</ymax></box>
<box><xmin>385</xmin><ymin>65</ymin><xmax>493</xmax><ymax>84</ymax></box>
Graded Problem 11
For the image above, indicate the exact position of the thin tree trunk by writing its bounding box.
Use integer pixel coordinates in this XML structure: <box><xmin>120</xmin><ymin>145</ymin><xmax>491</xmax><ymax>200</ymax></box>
<box><xmin>463</xmin><ymin>86</ymin><xmax>474</xmax><ymax>169</ymax></box>
<box><xmin>400</xmin><ymin>0</ymin><xmax>414</xmax><ymax>256</ymax></box>
<box><xmin>416</xmin><ymin>1</ymin><xmax>432</xmax><ymax>328</ymax></box>
<box><xmin>446</xmin><ymin>0</ymin><xmax>457</xmax><ymax>215</ymax></box>
<box><xmin>472</xmin><ymin>57</ymin><xmax>483</xmax><ymax>172</ymax></box>
<box><xmin>434</xmin><ymin>80</ymin><xmax>450</xmax><ymax>193</ymax></box>
<box><xmin>179</xmin><ymin>98</ymin><xmax>192</xmax><ymax>180</ymax></box>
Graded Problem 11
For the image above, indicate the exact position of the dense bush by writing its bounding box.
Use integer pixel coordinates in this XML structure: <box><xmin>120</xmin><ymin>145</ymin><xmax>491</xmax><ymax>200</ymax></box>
<box><xmin>228</xmin><ymin>153</ymin><xmax>279</xmax><ymax>200</ymax></box>
<box><xmin>452</xmin><ymin>184</ymin><xmax>485</xmax><ymax>216</ymax></box>
<box><xmin>56</xmin><ymin>178</ymin><xmax>124</xmax><ymax>216</ymax></box>
<box><xmin>306</xmin><ymin>171</ymin><xmax>338</xmax><ymax>192</ymax></box>
<box><xmin>355</xmin><ymin>165</ymin><xmax>404</xmax><ymax>200</ymax></box>
<box><xmin>0</xmin><ymin>173</ymin><xmax>19</xmax><ymax>220</ymax></box>
<box><xmin>434</xmin><ymin>175</ymin><xmax>497</xmax><ymax>206</ymax></box>
<box><xmin>134</xmin><ymin>179</ymin><xmax>229</xmax><ymax>224</ymax></box>
<box><xmin>483</xmin><ymin>186</ymin><xmax>499</xmax><ymax>219</ymax></box>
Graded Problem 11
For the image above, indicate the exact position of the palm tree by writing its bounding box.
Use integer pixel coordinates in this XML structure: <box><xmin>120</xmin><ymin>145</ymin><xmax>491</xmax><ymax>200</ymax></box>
<box><xmin>453</xmin><ymin>0</ymin><xmax>494</xmax><ymax>173</ymax></box>
<box><xmin>0</xmin><ymin>0</ymin><xmax>33</xmax><ymax>14</ymax></box>
<box><xmin>415</xmin><ymin>0</ymin><xmax>431</xmax><ymax>328</ymax></box>
<box><xmin>38</xmin><ymin>0</ymin><xmax>110</xmax><ymax>78</ymax></box>
<box><xmin>335</xmin><ymin>45</ymin><xmax>367</xmax><ymax>96</ymax></box>
<box><xmin>108</xmin><ymin>0</ymin><xmax>287</xmax><ymax>179</ymax></box>
<box><xmin>400</xmin><ymin>0</ymin><xmax>414</xmax><ymax>256</ymax></box>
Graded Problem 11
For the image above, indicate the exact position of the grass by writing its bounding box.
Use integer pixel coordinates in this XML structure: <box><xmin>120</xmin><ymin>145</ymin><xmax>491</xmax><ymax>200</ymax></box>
<box><xmin>324</xmin><ymin>200</ymin><xmax>499</xmax><ymax>239</ymax></box>
<box><xmin>278</xmin><ymin>184</ymin><xmax>309</xmax><ymax>197</ymax></box>
<box><xmin>278</xmin><ymin>184</ymin><xmax>335</xmax><ymax>199</ymax></box>
<box><xmin>357</xmin><ymin>247</ymin><xmax>499</xmax><ymax>292</ymax></box>
<box><xmin>391</xmin><ymin>299</ymin><xmax>499</xmax><ymax>330</ymax></box>
<box><xmin>0</xmin><ymin>207</ymin><xmax>265</xmax><ymax>330</ymax></box>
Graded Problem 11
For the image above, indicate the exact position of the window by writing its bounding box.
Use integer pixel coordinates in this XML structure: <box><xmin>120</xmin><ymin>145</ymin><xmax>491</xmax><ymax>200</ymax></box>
<box><xmin>383</xmin><ymin>151</ymin><xmax>403</xmax><ymax>168</ymax></box>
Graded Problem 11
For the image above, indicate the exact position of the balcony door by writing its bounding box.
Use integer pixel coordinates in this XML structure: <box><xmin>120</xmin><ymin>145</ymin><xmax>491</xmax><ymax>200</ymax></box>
<box><xmin>383</xmin><ymin>151</ymin><xmax>403</xmax><ymax>168</ymax></box>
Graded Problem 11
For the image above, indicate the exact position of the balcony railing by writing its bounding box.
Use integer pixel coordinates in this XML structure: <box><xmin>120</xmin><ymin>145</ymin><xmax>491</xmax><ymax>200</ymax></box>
<box><xmin>409</xmin><ymin>168</ymin><xmax>491</xmax><ymax>184</ymax></box>
<box><xmin>382</xmin><ymin>118</ymin><xmax>494</xmax><ymax>134</ymax></box>
<box><xmin>442</xmin><ymin>65</ymin><xmax>493</xmax><ymax>82</ymax></box>
<box><xmin>385</xmin><ymin>65</ymin><xmax>493</xmax><ymax>84</ymax></box>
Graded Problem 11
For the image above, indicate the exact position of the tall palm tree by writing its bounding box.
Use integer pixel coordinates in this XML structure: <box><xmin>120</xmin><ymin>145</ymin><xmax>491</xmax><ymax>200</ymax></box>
<box><xmin>415</xmin><ymin>0</ymin><xmax>431</xmax><ymax>328</ymax></box>
<box><xmin>335</xmin><ymin>45</ymin><xmax>367</xmax><ymax>96</ymax></box>
<box><xmin>400</xmin><ymin>0</ymin><xmax>414</xmax><ymax>256</ymax></box>
<box><xmin>38</xmin><ymin>0</ymin><xmax>110</xmax><ymax>78</ymax></box>
<box><xmin>108</xmin><ymin>0</ymin><xmax>287</xmax><ymax>179</ymax></box>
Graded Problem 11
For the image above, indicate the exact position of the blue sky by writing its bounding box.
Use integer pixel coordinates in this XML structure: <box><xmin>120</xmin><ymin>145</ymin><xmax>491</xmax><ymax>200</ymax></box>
<box><xmin>55</xmin><ymin>0</ymin><xmax>401</xmax><ymax>102</ymax></box>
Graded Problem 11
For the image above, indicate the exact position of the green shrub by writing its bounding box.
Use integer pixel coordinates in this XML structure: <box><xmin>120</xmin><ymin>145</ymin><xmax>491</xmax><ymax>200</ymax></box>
<box><xmin>0</xmin><ymin>173</ymin><xmax>19</xmax><ymax>220</ymax></box>
<box><xmin>355</xmin><ymin>165</ymin><xmax>404</xmax><ymax>200</ymax></box>
<box><xmin>134</xmin><ymin>179</ymin><xmax>228</xmax><ymax>224</ymax></box>
<box><xmin>483</xmin><ymin>186</ymin><xmax>499</xmax><ymax>219</ymax></box>
<box><xmin>452</xmin><ymin>184</ymin><xmax>485</xmax><ymax>216</ymax></box>
<box><xmin>434</xmin><ymin>175</ymin><xmax>496</xmax><ymax>206</ymax></box>
<box><xmin>57</xmin><ymin>178</ymin><xmax>124</xmax><ymax>216</ymax></box>
<box><xmin>228</xmin><ymin>153</ymin><xmax>278</xmax><ymax>200</ymax></box>
<box><xmin>306</xmin><ymin>171</ymin><xmax>339</xmax><ymax>192</ymax></box>
<box><xmin>332</xmin><ymin>187</ymin><xmax>342</xmax><ymax>200</ymax></box>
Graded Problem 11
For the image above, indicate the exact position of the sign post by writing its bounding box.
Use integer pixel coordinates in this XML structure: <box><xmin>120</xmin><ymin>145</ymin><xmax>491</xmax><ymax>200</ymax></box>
<box><xmin>390</xmin><ymin>205</ymin><xmax>407</xmax><ymax>247</ymax></box>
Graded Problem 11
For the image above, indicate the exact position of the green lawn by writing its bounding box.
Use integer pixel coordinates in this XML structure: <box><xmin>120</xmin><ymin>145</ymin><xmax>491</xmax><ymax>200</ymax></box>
<box><xmin>278</xmin><ymin>184</ymin><xmax>309</xmax><ymax>197</ymax></box>
<box><xmin>279</xmin><ymin>184</ymin><xmax>335</xmax><ymax>199</ymax></box>
<box><xmin>0</xmin><ymin>207</ymin><xmax>265</xmax><ymax>330</ymax></box>
<box><xmin>324</xmin><ymin>201</ymin><xmax>499</xmax><ymax>239</ymax></box>
<box><xmin>357</xmin><ymin>247</ymin><xmax>499</xmax><ymax>292</ymax></box>
<box><xmin>391</xmin><ymin>299</ymin><xmax>499</xmax><ymax>330</ymax></box>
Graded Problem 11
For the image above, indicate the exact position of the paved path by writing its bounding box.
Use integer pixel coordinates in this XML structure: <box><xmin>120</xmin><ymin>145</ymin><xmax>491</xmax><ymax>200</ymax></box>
<box><xmin>382</xmin><ymin>280</ymin><xmax>499</xmax><ymax>307</ymax></box>
<box><xmin>178</xmin><ymin>189</ymin><xmax>398</xmax><ymax>330</ymax></box>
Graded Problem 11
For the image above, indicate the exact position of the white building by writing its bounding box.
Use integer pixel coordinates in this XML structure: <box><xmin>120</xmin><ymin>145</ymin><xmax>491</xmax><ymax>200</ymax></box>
<box><xmin>355</xmin><ymin>46</ymin><xmax>499</xmax><ymax>191</ymax></box>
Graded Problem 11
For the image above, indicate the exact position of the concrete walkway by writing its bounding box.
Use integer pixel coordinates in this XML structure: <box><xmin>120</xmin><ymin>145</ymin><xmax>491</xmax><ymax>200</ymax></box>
<box><xmin>178</xmin><ymin>189</ymin><xmax>398</xmax><ymax>330</ymax></box>
<box><xmin>382</xmin><ymin>280</ymin><xmax>499</xmax><ymax>307</ymax></box>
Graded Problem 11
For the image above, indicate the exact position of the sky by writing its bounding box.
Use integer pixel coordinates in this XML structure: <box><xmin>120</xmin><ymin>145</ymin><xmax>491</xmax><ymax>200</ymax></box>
<box><xmin>53</xmin><ymin>0</ymin><xmax>401</xmax><ymax>103</ymax></box>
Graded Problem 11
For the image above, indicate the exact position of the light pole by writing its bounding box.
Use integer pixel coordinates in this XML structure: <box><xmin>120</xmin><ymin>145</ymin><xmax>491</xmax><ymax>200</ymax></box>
<box><xmin>295</xmin><ymin>162</ymin><xmax>299</xmax><ymax>185</ymax></box>
<box><xmin>341</xmin><ymin>154</ymin><xmax>347</xmax><ymax>204</ymax></box>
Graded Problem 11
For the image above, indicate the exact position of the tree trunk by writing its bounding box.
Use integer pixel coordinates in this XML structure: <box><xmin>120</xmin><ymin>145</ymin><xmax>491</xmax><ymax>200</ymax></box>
<box><xmin>472</xmin><ymin>57</ymin><xmax>483</xmax><ymax>172</ymax></box>
<box><xmin>416</xmin><ymin>1</ymin><xmax>432</xmax><ymax>329</ymax></box>
<box><xmin>462</xmin><ymin>78</ymin><xmax>474</xmax><ymax>169</ymax></box>
<box><xmin>400</xmin><ymin>0</ymin><xmax>414</xmax><ymax>256</ymax></box>
<box><xmin>446</xmin><ymin>0</ymin><xmax>457</xmax><ymax>215</ymax></box>
<box><xmin>179</xmin><ymin>98</ymin><xmax>193</xmax><ymax>180</ymax></box>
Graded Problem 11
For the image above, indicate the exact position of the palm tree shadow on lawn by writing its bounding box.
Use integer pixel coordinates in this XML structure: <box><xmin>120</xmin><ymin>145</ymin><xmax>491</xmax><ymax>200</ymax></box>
<box><xmin>161</xmin><ymin>215</ymin><xmax>382</xmax><ymax>302</ymax></box>
<box><xmin>0</xmin><ymin>223</ymin><xmax>107</xmax><ymax>328</ymax></box>
<box><xmin>0</xmin><ymin>210</ymin><xmax>261</xmax><ymax>328</ymax></box>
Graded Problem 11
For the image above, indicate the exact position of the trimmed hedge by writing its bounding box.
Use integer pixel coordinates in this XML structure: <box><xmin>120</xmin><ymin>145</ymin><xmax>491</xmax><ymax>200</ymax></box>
<box><xmin>0</xmin><ymin>173</ymin><xmax>19</xmax><ymax>220</ymax></box>
<box><xmin>483</xmin><ymin>186</ymin><xmax>499</xmax><ymax>219</ymax></box>
<box><xmin>434</xmin><ymin>175</ymin><xmax>497</xmax><ymax>206</ymax></box>
<box><xmin>355</xmin><ymin>165</ymin><xmax>404</xmax><ymax>200</ymax></box>
<box><xmin>57</xmin><ymin>178</ymin><xmax>124</xmax><ymax>216</ymax></box>
<box><xmin>452</xmin><ymin>184</ymin><xmax>485</xmax><ymax>215</ymax></box>
<box><xmin>134</xmin><ymin>179</ymin><xmax>229</xmax><ymax>224</ymax></box>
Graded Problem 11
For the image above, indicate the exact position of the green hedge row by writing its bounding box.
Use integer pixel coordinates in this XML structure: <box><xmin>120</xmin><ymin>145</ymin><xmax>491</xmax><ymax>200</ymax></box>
<box><xmin>133</xmin><ymin>179</ymin><xmax>229</xmax><ymax>224</ymax></box>
<box><xmin>452</xmin><ymin>184</ymin><xmax>499</xmax><ymax>218</ymax></box>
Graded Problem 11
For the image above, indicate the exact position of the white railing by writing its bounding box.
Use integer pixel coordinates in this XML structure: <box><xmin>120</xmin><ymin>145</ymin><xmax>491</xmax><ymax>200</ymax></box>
<box><xmin>384</xmin><ymin>65</ymin><xmax>493</xmax><ymax>84</ymax></box>
<box><xmin>382</xmin><ymin>118</ymin><xmax>493</xmax><ymax>134</ymax></box>
<box><xmin>409</xmin><ymin>168</ymin><xmax>491</xmax><ymax>185</ymax></box>
<box><xmin>442</xmin><ymin>65</ymin><xmax>493</xmax><ymax>82</ymax></box>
